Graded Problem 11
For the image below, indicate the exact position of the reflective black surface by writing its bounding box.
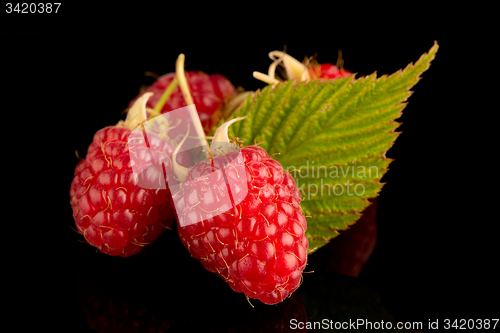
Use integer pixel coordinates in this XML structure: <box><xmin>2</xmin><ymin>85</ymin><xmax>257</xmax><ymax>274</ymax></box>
<box><xmin>70</xmin><ymin>207</ymin><xmax>401</xmax><ymax>333</ymax></box>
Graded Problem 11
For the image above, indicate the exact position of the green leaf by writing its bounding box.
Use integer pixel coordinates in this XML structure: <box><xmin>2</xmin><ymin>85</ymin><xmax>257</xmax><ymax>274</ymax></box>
<box><xmin>217</xmin><ymin>42</ymin><xmax>438</xmax><ymax>252</ymax></box>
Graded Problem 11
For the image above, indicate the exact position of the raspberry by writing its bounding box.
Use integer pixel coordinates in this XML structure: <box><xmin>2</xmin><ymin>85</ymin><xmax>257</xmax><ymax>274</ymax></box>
<box><xmin>70</xmin><ymin>92</ymin><xmax>178</xmax><ymax>257</ymax></box>
<box><xmin>129</xmin><ymin>71</ymin><xmax>236</xmax><ymax>133</ymax></box>
<box><xmin>309</xmin><ymin>63</ymin><xmax>352</xmax><ymax>80</ymax></box>
<box><xmin>173</xmin><ymin>145</ymin><xmax>309</xmax><ymax>305</ymax></box>
<box><xmin>70</xmin><ymin>125</ymin><xmax>175</xmax><ymax>257</ymax></box>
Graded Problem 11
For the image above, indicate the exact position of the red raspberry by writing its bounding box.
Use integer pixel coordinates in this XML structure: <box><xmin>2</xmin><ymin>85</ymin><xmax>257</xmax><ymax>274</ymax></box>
<box><xmin>173</xmin><ymin>145</ymin><xmax>309</xmax><ymax>305</ymax></box>
<box><xmin>310</xmin><ymin>63</ymin><xmax>352</xmax><ymax>79</ymax></box>
<box><xmin>129</xmin><ymin>71</ymin><xmax>236</xmax><ymax>133</ymax></box>
<box><xmin>70</xmin><ymin>126</ymin><xmax>175</xmax><ymax>257</ymax></box>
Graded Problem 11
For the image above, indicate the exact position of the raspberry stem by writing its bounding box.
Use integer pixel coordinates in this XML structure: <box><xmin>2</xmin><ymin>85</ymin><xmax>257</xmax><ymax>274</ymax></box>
<box><xmin>145</xmin><ymin>77</ymin><xmax>180</xmax><ymax>135</ymax></box>
<box><xmin>176</xmin><ymin>54</ymin><xmax>194</xmax><ymax>105</ymax></box>
<box><xmin>176</xmin><ymin>53</ymin><xmax>210</xmax><ymax>156</ymax></box>
<box><xmin>153</xmin><ymin>76</ymin><xmax>178</xmax><ymax>115</ymax></box>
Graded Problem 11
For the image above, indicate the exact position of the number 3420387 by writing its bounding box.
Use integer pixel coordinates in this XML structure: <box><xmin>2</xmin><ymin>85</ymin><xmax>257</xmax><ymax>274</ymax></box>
<box><xmin>6</xmin><ymin>3</ymin><xmax>61</xmax><ymax>13</ymax></box>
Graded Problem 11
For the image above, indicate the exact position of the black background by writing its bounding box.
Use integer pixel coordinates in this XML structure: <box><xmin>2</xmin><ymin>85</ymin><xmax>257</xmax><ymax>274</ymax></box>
<box><xmin>3</xmin><ymin>3</ymin><xmax>497</xmax><ymax>332</ymax></box>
